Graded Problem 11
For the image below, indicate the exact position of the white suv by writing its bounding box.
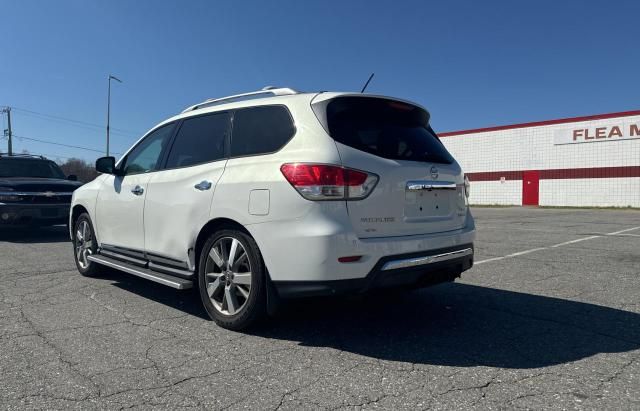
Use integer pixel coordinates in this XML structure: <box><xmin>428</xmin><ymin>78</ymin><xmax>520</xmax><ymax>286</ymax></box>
<box><xmin>70</xmin><ymin>87</ymin><xmax>475</xmax><ymax>330</ymax></box>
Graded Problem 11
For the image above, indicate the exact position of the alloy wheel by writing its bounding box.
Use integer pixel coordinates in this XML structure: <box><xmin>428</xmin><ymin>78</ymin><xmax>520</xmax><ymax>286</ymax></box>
<box><xmin>204</xmin><ymin>236</ymin><xmax>252</xmax><ymax>316</ymax></box>
<box><xmin>75</xmin><ymin>220</ymin><xmax>93</xmax><ymax>269</ymax></box>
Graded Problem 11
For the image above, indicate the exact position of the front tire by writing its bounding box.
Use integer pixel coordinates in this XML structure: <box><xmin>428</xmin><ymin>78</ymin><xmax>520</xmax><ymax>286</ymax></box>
<box><xmin>198</xmin><ymin>229</ymin><xmax>267</xmax><ymax>330</ymax></box>
<box><xmin>73</xmin><ymin>213</ymin><xmax>100</xmax><ymax>277</ymax></box>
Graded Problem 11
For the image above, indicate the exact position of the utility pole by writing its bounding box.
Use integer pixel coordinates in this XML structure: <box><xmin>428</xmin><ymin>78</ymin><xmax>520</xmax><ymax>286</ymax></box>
<box><xmin>1</xmin><ymin>107</ymin><xmax>11</xmax><ymax>156</ymax></box>
<box><xmin>106</xmin><ymin>75</ymin><xmax>122</xmax><ymax>157</ymax></box>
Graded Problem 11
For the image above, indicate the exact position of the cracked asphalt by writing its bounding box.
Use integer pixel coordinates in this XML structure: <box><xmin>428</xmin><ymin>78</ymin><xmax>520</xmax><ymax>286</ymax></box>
<box><xmin>1</xmin><ymin>207</ymin><xmax>639</xmax><ymax>410</ymax></box>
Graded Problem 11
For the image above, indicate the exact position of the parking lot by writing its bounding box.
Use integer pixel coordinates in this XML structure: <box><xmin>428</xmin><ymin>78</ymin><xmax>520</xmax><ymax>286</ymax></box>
<box><xmin>0</xmin><ymin>207</ymin><xmax>638</xmax><ymax>409</ymax></box>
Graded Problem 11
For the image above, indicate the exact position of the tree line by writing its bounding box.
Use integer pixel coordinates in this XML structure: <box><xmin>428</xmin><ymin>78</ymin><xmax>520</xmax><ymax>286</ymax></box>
<box><xmin>57</xmin><ymin>157</ymin><xmax>100</xmax><ymax>183</ymax></box>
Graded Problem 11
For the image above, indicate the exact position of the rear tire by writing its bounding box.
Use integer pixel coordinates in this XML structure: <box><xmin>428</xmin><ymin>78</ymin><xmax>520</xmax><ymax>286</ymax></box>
<box><xmin>198</xmin><ymin>229</ymin><xmax>267</xmax><ymax>330</ymax></box>
<box><xmin>72</xmin><ymin>213</ymin><xmax>100</xmax><ymax>277</ymax></box>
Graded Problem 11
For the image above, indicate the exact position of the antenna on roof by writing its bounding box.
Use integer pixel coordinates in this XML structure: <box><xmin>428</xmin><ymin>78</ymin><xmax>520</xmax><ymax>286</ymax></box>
<box><xmin>360</xmin><ymin>73</ymin><xmax>375</xmax><ymax>93</ymax></box>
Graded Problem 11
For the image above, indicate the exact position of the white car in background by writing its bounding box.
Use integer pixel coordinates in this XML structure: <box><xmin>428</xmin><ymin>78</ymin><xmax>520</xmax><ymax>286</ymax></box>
<box><xmin>70</xmin><ymin>87</ymin><xmax>475</xmax><ymax>330</ymax></box>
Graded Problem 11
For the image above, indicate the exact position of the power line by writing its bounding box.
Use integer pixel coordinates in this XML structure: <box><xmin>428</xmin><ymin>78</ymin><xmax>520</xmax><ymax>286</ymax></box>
<box><xmin>10</xmin><ymin>106</ymin><xmax>143</xmax><ymax>138</ymax></box>
<box><xmin>12</xmin><ymin>106</ymin><xmax>142</xmax><ymax>134</ymax></box>
<box><xmin>13</xmin><ymin>134</ymin><xmax>122</xmax><ymax>155</ymax></box>
<box><xmin>14</xmin><ymin>111</ymin><xmax>132</xmax><ymax>139</ymax></box>
<box><xmin>9</xmin><ymin>144</ymin><xmax>101</xmax><ymax>162</ymax></box>
<box><xmin>31</xmin><ymin>152</ymin><xmax>75</xmax><ymax>160</ymax></box>
<box><xmin>2</xmin><ymin>135</ymin><xmax>99</xmax><ymax>162</ymax></box>
<box><xmin>2</xmin><ymin>148</ymin><xmax>77</xmax><ymax>161</ymax></box>
<box><xmin>12</xmin><ymin>109</ymin><xmax>137</xmax><ymax>140</ymax></box>
<box><xmin>2</xmin><ymin>107</ymin><xmax>128</xmax><ymax>156</ymax></box>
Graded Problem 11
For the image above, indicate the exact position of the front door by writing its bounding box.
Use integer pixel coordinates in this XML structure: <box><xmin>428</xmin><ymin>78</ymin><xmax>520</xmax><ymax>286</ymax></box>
<box><xmin>143</xmin><ymin>111</ymin><xmax>231</xmax><ymax>268</ymax></box>
<box><xmin>95</xmin><ymin>173</ymin><xmax>152</xmax><ymax>252</ymax></box>
<box><xmin>95</xmin><ymin>123</ymin><xmax>176</xmax><ymax>252</ymax></box>
<box><xmin>522</xmin><ymin>170</ymin><xmax>540</xmax><ymax>206</ymax></box>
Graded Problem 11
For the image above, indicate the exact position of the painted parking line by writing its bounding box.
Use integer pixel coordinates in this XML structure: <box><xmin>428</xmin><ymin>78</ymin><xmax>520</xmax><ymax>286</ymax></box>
<box><xmin>602</xmin><ymin>226</ymin><xmax>640</xmax><ymax>235</ymax></box>
<box><xmin>549</xmin><ymin>236</ymin><xmax>600</xmax><ymax>248</ymax></box>
<box><xmin>475</xmin><ymin>226</ymin><xmax>640</xmax><ymax>265</ymax></box>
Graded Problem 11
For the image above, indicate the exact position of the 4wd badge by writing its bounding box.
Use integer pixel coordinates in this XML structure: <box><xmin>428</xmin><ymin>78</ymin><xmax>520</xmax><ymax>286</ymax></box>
<box><xmin>430</xmin><ymin>166</ymin><xmax>439</xmax><ymax>179</ymax></box>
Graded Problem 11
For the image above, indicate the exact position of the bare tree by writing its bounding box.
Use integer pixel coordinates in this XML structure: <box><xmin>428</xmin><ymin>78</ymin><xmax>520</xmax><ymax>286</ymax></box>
<box><xmin>58</xmin><ymin>158</ymin><xmax>99</xmax><ymax>183</ymax></box>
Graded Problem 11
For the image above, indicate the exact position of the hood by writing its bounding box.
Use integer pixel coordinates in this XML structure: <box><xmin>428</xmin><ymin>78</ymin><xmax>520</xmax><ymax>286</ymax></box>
<box><xmin>0</xmin><ymin>177</ymin><xmax>83</xmax><ymax>192</ymax></box>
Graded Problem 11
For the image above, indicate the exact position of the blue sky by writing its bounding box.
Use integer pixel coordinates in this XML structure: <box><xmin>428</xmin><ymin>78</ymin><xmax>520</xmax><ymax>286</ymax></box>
<box><xmin>1</xmin><ymin>0</ymin><xmax>639</xmax><ymax>162</ymax></box>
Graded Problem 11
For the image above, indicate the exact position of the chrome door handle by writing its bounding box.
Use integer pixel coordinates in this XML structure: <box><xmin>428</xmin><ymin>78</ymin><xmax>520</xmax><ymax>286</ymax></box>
<box><xmin>194</xmin><ymin>180</ymin><xmax>212</xmax><ymax>191</ymax></box>
<box><xmin>131</xmin><ymin>185</ymin><xmax>144</xmax><ymax>196</ymax></box>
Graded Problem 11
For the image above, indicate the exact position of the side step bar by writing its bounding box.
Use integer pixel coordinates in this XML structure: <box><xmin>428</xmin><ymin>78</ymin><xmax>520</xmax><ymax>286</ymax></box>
<box><xmin>87</xmin><ymin>254</ymin><xmax>193</xmax><ymax>289</ymax></box>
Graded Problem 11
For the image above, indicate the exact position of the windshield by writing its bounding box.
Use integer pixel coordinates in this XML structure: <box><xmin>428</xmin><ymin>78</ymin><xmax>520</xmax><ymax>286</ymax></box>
<box><xmin>0</xmin><ymin>159</ymin><xmax>66</xmax><ymax>179</ymax></box>
<box><xmin>322</xmin><ymin>96</ymin><xmax>454</xmax><ymax>164</ymax></box>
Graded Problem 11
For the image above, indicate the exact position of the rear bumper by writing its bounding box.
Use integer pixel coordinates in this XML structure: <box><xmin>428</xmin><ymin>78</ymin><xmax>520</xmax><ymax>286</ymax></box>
<box><xmin>0</xmin><ymin>203</ymin><xmax>70</xmax><ymax>226</ymax></box>
<box><xmin>247</xmin><ymin>205</ymin><xmax>476</xmax><ymax>284</ymax></box>
<box><xmin>273</xmin><ymin>243</ymin><xmax>474</xmax><ymax>298</ymax></box>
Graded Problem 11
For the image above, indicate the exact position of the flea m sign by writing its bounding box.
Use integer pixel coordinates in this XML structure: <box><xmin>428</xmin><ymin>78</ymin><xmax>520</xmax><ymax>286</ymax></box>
<box><xmin>554</xmin><ymin>120</ymin><xmax>640</xmax><ymax>145</ymax></box>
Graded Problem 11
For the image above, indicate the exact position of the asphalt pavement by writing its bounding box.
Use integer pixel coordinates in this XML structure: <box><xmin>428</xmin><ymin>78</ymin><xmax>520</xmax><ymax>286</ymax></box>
<box><xmin>0</xmin><ymin>207</ymin><xmax>639</xmax><ymax>410</ymax></box>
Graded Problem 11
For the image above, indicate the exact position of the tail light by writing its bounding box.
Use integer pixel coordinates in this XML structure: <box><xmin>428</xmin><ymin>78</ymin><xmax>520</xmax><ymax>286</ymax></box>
<box><xmin>280</xmin><ymin>163</ymin><xmax>378</xmax><ymax>201</ymax></box>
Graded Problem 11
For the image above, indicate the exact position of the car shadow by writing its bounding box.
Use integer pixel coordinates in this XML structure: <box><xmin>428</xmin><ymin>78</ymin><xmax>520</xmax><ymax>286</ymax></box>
<box><xmin>98</xmin><ymin>271</ymin><xmax>640</xmax><ymax>369</ymax></box>
<box><xmin>95</xmin><ymin>268</ymin><xmax>210</xmax><ymax>320</ymax></box>
<box><xmin>0</xmin><ymin>225</ymin><xmax>70</xmax><ymax>244</ymax></box>
<box><xmin>257</xmin><ymin>283</ymin><xmax>640</xmax><ymax>369</ymax></box>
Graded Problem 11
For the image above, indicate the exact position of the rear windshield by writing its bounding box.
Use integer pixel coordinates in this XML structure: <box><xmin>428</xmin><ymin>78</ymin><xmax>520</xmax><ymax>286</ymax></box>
<box><xmin>322</xmin><ymin>97</ymin><xmax>454</xmax><ymax>164</ymax></box>
<box><xmin>0</xmin><ymin>159</ymin><xmax>66</xmax><ymax>179</ymax></box>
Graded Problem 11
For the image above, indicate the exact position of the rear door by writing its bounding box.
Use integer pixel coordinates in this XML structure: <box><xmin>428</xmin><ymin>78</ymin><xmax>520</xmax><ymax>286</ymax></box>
<box><xmin>143</xmin><ymin>111</ymin><xmax>231</xmax><ymax>267</ymax></box>
<box><xmin>315</xmin><ymin>96</ymin><xmax>467</xmax><ymax>238</ymax></box>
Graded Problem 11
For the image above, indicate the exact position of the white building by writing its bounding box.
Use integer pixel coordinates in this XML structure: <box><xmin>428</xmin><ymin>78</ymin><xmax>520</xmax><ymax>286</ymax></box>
<box><xmin>440</xmin><ymin>110</ymin><xmax>640</xmax><ymax>207</ymax></box>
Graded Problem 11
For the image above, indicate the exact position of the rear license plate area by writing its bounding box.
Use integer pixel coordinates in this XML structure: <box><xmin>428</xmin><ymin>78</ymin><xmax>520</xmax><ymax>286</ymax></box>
<box><xmin>405</xmin><ymin>190</ymin><xmax>451</xmax><ymax>218</ymax></box>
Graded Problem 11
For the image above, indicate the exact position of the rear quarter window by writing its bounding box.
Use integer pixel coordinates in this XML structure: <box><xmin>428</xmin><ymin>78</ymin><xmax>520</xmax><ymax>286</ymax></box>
<box><xmin>322</xmin><ymin>97</ymin><xmax>454</xmax><ymax>164</ymax></box>
<box><xmin>230</xmin><ymin>106</ymin><xmax>295</xmax><ymax>157</ymax></box>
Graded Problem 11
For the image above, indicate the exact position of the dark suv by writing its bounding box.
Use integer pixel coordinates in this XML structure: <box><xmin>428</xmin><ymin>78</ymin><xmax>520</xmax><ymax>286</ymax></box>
<box><xmin>0</xmin><ymin>154</ymin><xmax>82</xmax><ymax>226</ymax></box>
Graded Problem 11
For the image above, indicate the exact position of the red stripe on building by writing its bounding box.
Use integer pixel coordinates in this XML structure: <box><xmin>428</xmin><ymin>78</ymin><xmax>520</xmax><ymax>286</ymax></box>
<box><xmin>439</xmin><ymin>109</ymin><xmax>640</xmax><ymax>137</ymax></box>
<box><xmin>465</xmin><ymin>171</ymin><xmax>523</xmax><ymax>181</ymax></box>
<box><xmin>467</xmin><ymin>166</ymin><xmax>640</xmax><ymax>182</ymax></box>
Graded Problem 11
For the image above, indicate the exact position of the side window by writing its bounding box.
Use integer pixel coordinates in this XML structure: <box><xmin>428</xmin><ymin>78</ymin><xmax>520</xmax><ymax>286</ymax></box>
<box><xmin>123</xmin><ymin>123</ymin><xmax>175</xmax><ymax>175</ymax></box>
<box><xmin>165</xmin><ymin>112</ymin><xmax>230</xmax><ymax>169</ymax></box>
<box><xmin>230</xmin><ymin>106</ymin><xmax>295</xmax><ymax>157</ymax></box>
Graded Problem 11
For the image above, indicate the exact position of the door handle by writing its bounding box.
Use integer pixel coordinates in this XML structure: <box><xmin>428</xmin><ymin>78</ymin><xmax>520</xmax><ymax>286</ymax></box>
<box><xmin>131</xmin><ymin>185</ymin><xmax>144</xmax><ymax>196</ymax></box>
<box><xmin>194</xmin><ymin>181</ymin><xmax>212</xmax><ymax>191</ymax></box>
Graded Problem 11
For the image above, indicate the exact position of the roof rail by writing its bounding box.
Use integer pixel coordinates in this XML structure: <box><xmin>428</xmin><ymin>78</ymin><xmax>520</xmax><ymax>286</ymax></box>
<box><xmin>0</xmin><ymin>152</ymin><xmax>46</xmax><ymax>160</ymax></box>
<box><xmin>182</xmin><ymin>87</ymin><xmax>299</xmax><ymax>113</ymax></box>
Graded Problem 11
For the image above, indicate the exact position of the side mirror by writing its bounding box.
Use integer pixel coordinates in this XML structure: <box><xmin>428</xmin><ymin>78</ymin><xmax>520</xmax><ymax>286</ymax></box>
<box><xmin>96</xmin><ymin>156</ymin><xmax>118</xmax><ymax>175</ymax></box>
<box><xmin>67</xmin><ymin>174</ymin><xmax>78</xmax><ymax>181</ymax></box>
